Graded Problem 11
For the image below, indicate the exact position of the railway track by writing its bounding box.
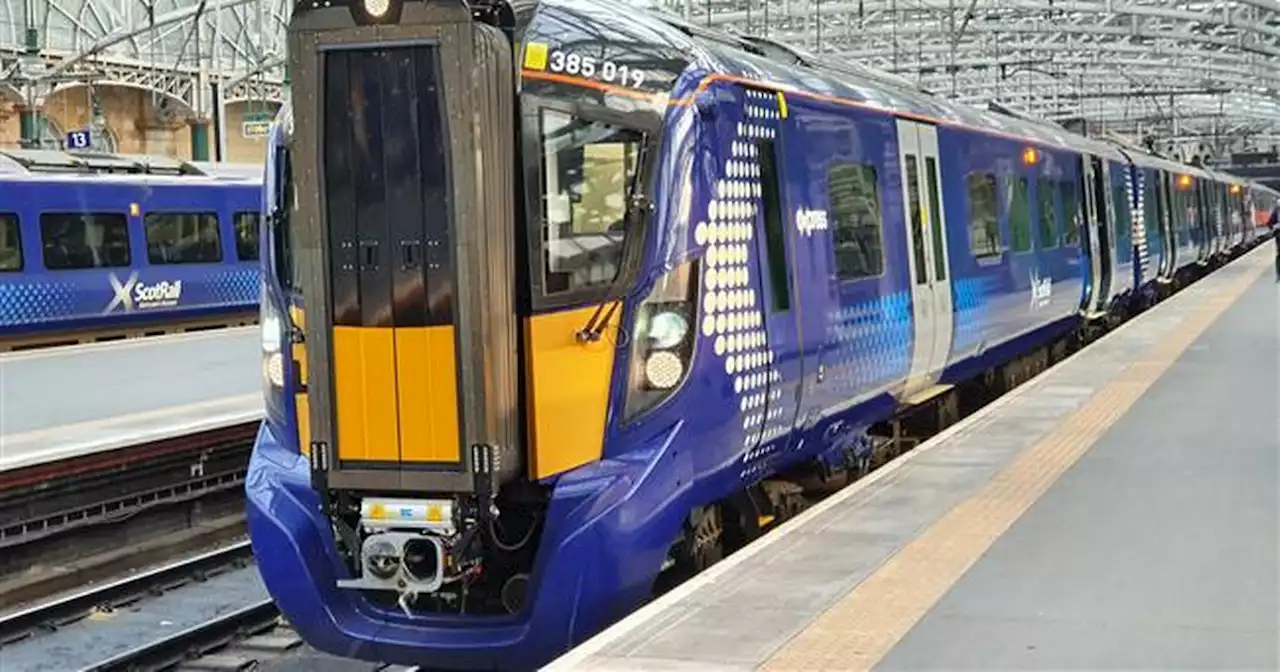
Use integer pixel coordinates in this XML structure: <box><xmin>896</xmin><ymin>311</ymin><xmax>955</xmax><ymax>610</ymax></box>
<box><xmin>0</xmin><ymin>423</ymin><xmax>259</xmax><ymax>611</ymax></box>
<box><xmin>82</xmin><ymin>598</ymin><xmax>285</xmax><ymax>672</ymax></box>
<box><xmin>0</xmin><ymin>542</ymin><xmax>256</xmax><ymax>648</ymax></box>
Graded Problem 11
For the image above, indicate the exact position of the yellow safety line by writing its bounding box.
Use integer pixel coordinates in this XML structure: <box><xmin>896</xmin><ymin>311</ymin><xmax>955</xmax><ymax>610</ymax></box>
<box><xmin>761</xmin><ymin>252</ymin><xmax>1269</xmax><ymax>672</ymax></box>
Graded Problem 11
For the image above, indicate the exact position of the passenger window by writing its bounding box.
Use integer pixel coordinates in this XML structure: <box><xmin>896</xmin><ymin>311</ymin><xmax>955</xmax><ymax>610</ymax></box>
<box><xmin>827</xmin><ymin>163</ymin><xmax>884</xmax><ymax>280</ymax></box>
<box><xmin>758</xmin><ymin>139</ymin><xmax>791</xmax><ymax>311</ymax></box>
<box><xmin>0</xmin><ymin>214</ymin><xmax>21</xmax><ymax>271</ymax></box>
<box><xmin>144</xmin><ymin>212</ymin><xmax>223</xmax><ymax>264</ymax></box>
<box><xmin>1036</xmin><ymin>177</ymin><xmax>1057</xmax><ymax>250</ymax></box>
<box><xmin>967</xmin><ymin>173</ymin><xmax>1001</xmax><ymax>259</ymax></box>
<box><xmin>40</xmin><ymin>213</ymin><xmax>131</xmax><ymax>269</ymax></box>
<box><xmin>1060</xmin><ymin>180</ymin><xmax>1080</xmax><ymax>246</ymax></box>
<box><xmin>1143</xmin><ymin>179</ymin><xmax>1159</xmax><ymax>240</ymax></box>
<box><xmin>234</xmin><ymin>212</ymin><xmax>260</xmax><ymax>261</ymax></box>
<box><xmin>1112</xmin><ymin>184</ymin><xmax>1131</xmax><ymax>260</ymax></box>
<box><xmin>539</xmin><ymin>108</ymin><xmax>642</xmax><ymax>296</ymax></box>
<box><xmin>1007</xmin><ymin>176</ymin><xmax>1032</xmax><ymax>253</ymax></box>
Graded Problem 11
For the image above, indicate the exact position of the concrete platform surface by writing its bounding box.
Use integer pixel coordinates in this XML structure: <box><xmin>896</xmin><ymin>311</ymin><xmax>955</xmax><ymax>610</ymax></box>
<box><xmin>547</xmin><ymin>246</ymin><xmax>1276</xmax><ymax>671</ymax></box>
<box><xmin>0</xmin><ymin>328</ymin><xmax>263</xmax><ymax>473</ymax></box>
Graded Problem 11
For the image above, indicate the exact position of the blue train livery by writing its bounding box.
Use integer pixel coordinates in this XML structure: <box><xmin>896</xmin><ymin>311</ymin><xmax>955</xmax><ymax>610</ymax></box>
<box><xmin>0</xmin><ymin>149</ymin><xmax>263</xmax><ymax>346</ymax></box>
<box><xmin>245</xmin><ymin>0</ymin><xmax>1280</xmax><ymax>669</ymax></box>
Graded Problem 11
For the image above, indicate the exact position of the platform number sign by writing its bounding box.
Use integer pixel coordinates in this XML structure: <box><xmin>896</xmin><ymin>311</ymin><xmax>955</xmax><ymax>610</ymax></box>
<box><xmin>66</xmin><ymin>130</ymin><xmax>92</xmax><ymax>150</ymax></box>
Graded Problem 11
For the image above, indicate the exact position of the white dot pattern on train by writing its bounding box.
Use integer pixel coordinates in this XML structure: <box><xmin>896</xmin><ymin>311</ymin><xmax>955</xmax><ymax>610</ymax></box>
<box><xmin>692</xmin><ymin>87</ymin><xmax>796</xmax><ymax>483</ymax></box>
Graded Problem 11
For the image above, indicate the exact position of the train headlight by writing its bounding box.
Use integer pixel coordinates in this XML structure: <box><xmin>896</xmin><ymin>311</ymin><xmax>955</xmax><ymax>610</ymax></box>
<box><xmin>644</xmin><ymin>351</ymin><xmax>684</xmax><ymax>389</ymax></box>
<box><xmin>623</xmin><ymin>261</ymin><xmax>698</xmax><ymax>422</ymax></box>
<box><xmin>648</xmin><ymin>311</ymin><xmax>689</xmax><ymax>349</ymax></box>
<box><xmin>363</xmin><ymin>0</ymin><xmax>390</xmax><ymax>16</ymax></box>
<box><xmin>263</xmin><ymin>352</ymin><xmax>285</xmax><ymax>389</ymax></box>
<box><xmin>260</xmin><ymin>294</ymin><xmax>285</xmax><ymax>389</ymax></box>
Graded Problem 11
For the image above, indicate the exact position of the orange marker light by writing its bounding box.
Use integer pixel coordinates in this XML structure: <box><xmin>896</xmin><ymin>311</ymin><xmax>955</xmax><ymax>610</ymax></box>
<box><xmin>1177</xmin><ymin>174</ymin><xmax>1192</xmax><ymax>189</ymax></box>
<box><xmin>1229</xmin><ymin>184</ymin><xmax>1242</xmax><ymax>195</ymax></box>
<box><xmin>1022</xmin><ymin>148</ymin><xmax>1039</xmax><ymax>165</ymax></box>
<box><xmin>129</xmin><ymin>202</ymin><xmax>140</xmax><ymax>217</ymax></box>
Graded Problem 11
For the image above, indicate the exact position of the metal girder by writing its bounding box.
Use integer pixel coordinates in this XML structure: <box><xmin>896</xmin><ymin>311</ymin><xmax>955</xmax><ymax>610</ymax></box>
<box><xmin>670</xmin><ymin>0</ymin><xmax>1280</xmax><ymax>157</ymax></box>
<box><xmin>0</xmin><ymin>0</ymin><xmax>288</xmax><ymax>119</ymax></box>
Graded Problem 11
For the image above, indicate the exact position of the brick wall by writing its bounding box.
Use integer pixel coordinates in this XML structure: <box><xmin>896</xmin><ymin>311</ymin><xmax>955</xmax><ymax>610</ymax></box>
<box><xmin>0</xmin><ymin>85</ymin><xmax>279</xmax><ymax>165</ymax></box>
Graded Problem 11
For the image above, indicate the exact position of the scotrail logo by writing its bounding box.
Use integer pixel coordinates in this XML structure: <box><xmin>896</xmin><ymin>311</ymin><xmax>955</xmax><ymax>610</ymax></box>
<box><xmin>104</xmin><ymin>272</ymin><xmax>184</xmax><ymax>313</ymax></box>
<box><xmin>795</xmin><ymin>208</ymin><xmax>829</xmax><ymax>237</ymax></box>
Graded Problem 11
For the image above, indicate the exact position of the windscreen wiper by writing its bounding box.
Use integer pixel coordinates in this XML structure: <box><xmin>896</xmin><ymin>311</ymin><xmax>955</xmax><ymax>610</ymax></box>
<box><xmin>576</xmin><ymin>140</ymin><xmax>652</xmax><ymax>344</ymax></box>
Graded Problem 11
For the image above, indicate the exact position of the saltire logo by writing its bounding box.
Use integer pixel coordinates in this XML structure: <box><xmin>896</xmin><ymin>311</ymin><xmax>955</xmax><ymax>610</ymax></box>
<box><xmin>104</xmin><ymin>272</ymin><xmax>184</xmax><ymax>313</ymax></box>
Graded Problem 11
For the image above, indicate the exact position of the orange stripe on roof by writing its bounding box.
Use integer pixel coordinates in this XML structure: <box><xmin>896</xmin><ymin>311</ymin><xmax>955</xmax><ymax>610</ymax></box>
<box><xmin>520</xmin><ymin>68</ymin><xmax>1081</xmax><ymax>153</ymax></box>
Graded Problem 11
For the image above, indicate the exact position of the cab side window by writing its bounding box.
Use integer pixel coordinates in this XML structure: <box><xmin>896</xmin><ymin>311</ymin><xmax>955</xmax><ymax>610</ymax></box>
<box><xmin>538</xmin><ymin>108</ymin><xmax>642</xmax><ymax>296</ymax></box>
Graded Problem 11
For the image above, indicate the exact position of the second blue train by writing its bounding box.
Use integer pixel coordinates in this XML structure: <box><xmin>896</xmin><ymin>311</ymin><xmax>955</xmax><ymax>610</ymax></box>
<box><xmin>0</xmin><ymin>149</ymin><xmax>263</xmax><ymax>348</ymax></box>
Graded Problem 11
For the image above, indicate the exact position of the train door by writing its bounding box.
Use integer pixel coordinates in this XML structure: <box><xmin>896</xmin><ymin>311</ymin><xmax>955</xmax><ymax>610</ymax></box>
<box><xmin>1081</xmin><ymin>155</ymin><xmax>1112</xmax><ymax>316</ymax></box>
<box><xmin>321</xmin><ymin>45</ymin><xmax>466</xmax><ymax>471</ymax></box>
<box><xmin>896</xmin><ymin>118</ymin><xmax>954</xmax><ymax>401</ymax></box>
<box><xmin>1194</xmin><ymin>182</ymin><xmax>1209</xmax><ymax>262</ymax></box>
<box><xmin>749</xmin><ymin>121</ymin><xmax>805</xmax><ymax>454</ymax></box>
<box><xmin>1159</xmin><ymin>172</ymin><xmax>1178</xmax><ymax>275</ymax></box>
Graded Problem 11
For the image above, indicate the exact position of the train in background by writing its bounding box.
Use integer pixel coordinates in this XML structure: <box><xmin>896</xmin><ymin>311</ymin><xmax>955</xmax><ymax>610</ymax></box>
<box><xmin>0</xmin><ymin>148</ymin><xmax>263</xmax><ymax>349</ymax></box>
<box><xmin>245</xmin><ymin>0</ymin><xmax>1280</xmax><ymax>668</ymax></box>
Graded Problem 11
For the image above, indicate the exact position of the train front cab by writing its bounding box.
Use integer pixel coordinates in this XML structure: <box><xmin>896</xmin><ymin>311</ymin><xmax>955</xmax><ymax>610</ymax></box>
<box><xmin>246</xmin><ymin>0</ymin><xmax>705</xmax><ymax>667</ymax></box>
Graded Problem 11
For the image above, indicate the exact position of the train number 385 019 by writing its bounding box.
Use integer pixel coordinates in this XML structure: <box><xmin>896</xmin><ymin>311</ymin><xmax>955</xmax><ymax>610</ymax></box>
<box><xmin>547</xmin><ymin>50</ymin><xmax>647</xmax><ymax>89</ymax></box>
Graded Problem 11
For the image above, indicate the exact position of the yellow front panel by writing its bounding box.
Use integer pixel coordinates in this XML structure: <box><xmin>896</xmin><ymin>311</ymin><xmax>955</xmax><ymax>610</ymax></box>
<box><xmin>295</xmin><ymin>393</ymin><xmax>312</xmax><ymax>457</ymax></box>
<box><xmin>332</xmin><ymin>326</ymin><xmax>400</xmax><ymax>462</ymax></box>
<box><xmin>525</xmin><ymin>304</ymin><xmax>619</xmax><ymax>479</ymax></box>
<box><xmin>294</xmin><ymin>339</ymin><xmax>312</xmax><ymax>457</ymax></box>
<box><xmin>394</xmin><ymin>326</ymin><xmax>462</xmax><ymax>463</ymax></box>
<box><xmin>290</xmin><ymin>306</ymin><xmax>312</xmax><ymax>457</ymax></box>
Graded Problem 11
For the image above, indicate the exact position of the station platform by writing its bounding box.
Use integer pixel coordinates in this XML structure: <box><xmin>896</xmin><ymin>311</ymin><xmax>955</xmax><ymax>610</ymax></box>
<box><xmin>549</xmin><ymin>245</ymin><xmax>1278</xmax><ymax>671</ymax></box>
<box><xmin>0</xmin><ymin>327</ymin><xmax>263</xmax><ymax>473</ymax></box>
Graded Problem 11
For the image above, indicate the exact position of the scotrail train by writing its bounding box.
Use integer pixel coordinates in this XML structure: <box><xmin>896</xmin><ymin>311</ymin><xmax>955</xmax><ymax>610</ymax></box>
<box><xmin>0</xmin><ymin>149</ymin><xmax>263</xmax><ymax>347</ymax></box>
<box><xmin>245</xmin><ymin>0</ymin><xmax>1280</xmax><ymax>668</ymax></box>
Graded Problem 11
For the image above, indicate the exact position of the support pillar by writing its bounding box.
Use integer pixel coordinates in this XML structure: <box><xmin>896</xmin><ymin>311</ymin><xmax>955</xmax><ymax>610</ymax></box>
<box><xmin>190</xmin><ymin>121</ymin><xmax>210</xmax><ymax>161</ymax></box>
<box><xmin>19</xmin><ymin>108</ymin><xmax>38</xmax><ymax>149</ymax></box>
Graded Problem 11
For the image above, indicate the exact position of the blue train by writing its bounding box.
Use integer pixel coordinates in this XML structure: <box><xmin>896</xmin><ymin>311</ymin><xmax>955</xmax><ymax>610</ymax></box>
<box><xmin>245</xmin><ymin>0</ymin><xmax>1280</xmax><ymax>668</ymax></box>
<box><xmin>0</xmin><ymin>149</ymin><xmax>263</xmax><ymax>348</ymax></box>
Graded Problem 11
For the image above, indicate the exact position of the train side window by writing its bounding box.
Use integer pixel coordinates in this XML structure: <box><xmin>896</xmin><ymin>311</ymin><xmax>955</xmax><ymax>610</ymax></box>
<box><xmin>1060</xmin><ymin>180</ymin><xmax>1080</xmax><ymax>246</ymax></box>
<box><xmin>40</xmin><ymin>213</ymin><xmax>131</xmax><ymax>269</ymax></box>
<box><xmin>1111</xmin><ymin>184</ymin><xmax>1131</xmax><ymax>261</ymax></box>
<box><xmin>234</xmin><ymin>212</ymin><xmax>260</xmax><ymax>261</ymax></box>
<box><xmin>757</xmin><ymin>139</ymin><xmax>791</xmax><ymax>312</ymax></box>
<box><xmin>1143</xmin><ymin>178</ymin><xmax>1159</xmax><ymax>240</ymax></box>
<box><xmin>966</xmin><ymin>173</ymin><xmax>1001</xmax><ymax>259</ymax></box>
<box><xmin>1007</xmin><ymin>176</ymin><xmax>1032</xmax><ymax>253</ymax></box>
<box><xmin>538</xmin><ymin>108</ymin><xmax>642</xmax><ymax>296</ymax></box>
<box><xmin>827</xmin><ymin>163</ymin><xmax>884</xmax><ymax>280</ymax></box>
<box><xmin>144</xmin><ymin>212</ymin><xmax>223</xmax><ymax>264</ymax></box>
<box><xmin>274</xmin><ymin>145</ymin><xmax>301</xmax><ymax>294</ymax></box>
<box><xmin>0</xmin><ymin>214</ymin><xmax>21</xmax><ymax>271</ymax></box>
<box><xmin>923</xmin><ymin>157</ymin><xmax>946</xmax><ymax>281</ymax></box>
<box><xmin>1035</xmin><ymin>177</ymin><xmax>1058</xmax><ymax>250</ymax></box>
<box><xmin>905</xmin><ymin>155</ymin><xmax>927</xmax><ymax>284</ymax></box>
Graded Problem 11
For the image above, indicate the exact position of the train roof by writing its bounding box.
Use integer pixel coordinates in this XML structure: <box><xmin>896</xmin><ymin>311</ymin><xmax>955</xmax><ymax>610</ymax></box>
<box><xmin>0</xmin><ymin>148</ymin><xmax>262</xmax><ymax>184</ymax></box>
<box><xmin>517</xmin><ymin>0</ymin><xmax>1271</xmax><ymax>185</ymax></box>
<box><xmin>519</xmin><ymin>0</ymin><xmax>1133</xmax><ymax>157</ymax></box>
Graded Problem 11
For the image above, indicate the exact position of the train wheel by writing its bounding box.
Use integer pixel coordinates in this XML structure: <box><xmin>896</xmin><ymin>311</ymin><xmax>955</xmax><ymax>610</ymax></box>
<box><xmin>683</xmin><ymin>505</ymin><xmax>724</xmax><ymax>572</ymax></box>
